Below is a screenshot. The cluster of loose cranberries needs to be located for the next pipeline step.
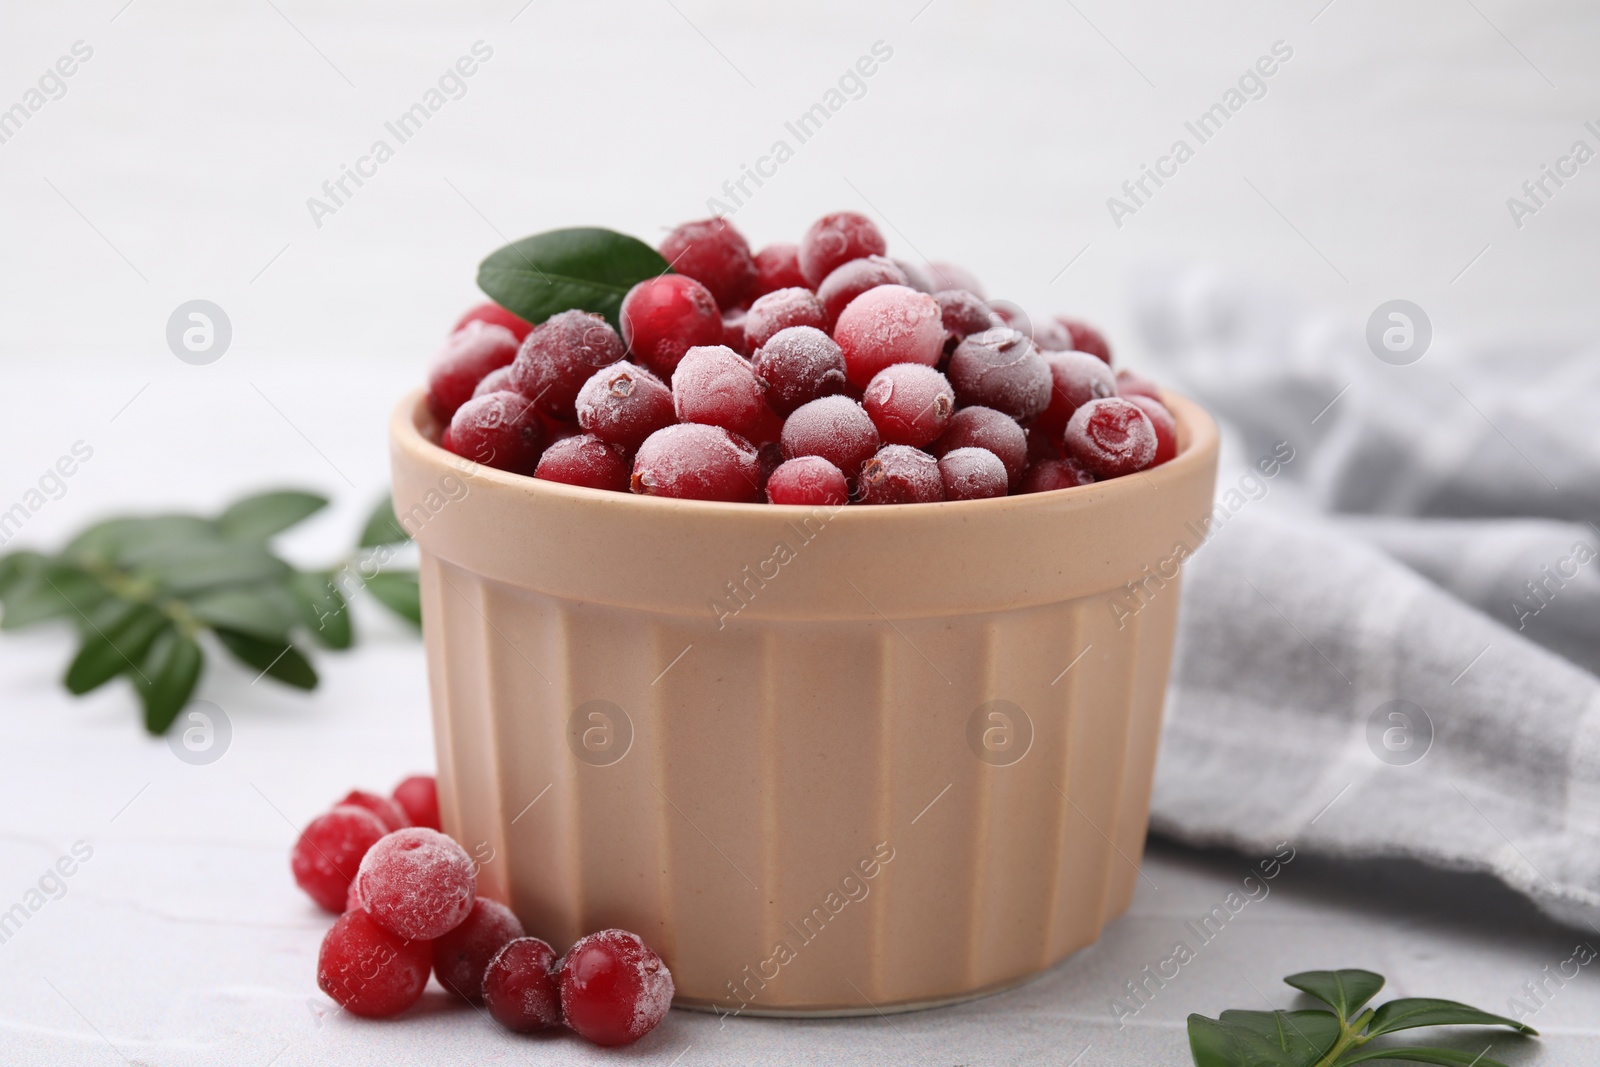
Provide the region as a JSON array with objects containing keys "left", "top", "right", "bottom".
[
  {"left": 429, "top": 211, "right": 1177, "bottom": 504},
  {"left": 291, "top": 775, "right": 673, "bottom": 1047}
]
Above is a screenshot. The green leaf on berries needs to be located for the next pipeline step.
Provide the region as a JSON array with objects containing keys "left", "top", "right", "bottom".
[
  {"left": 1284, "top": 970, "right": 1386, "bottom": 1020},
  {"left": 477, "top": 226, "right": 670, "bottom": 329},
  {"left": 358, "top": 494, "right": 410, "bottom": 548},
  {"left": 364, "top": 570, "right": 421, "bottom": 627},
  {"left": 135, "top": 626, "right": 203, "bottom": 734},
  {"left": 1365, "top": 999, "right": 1535, "bottom": 1039},
  {"left": 292, "top": 571, "right": 352, "bottom": 649},
  {"left": 214, "top": 629, "right": 318, "bottom": 689},
  {"left": 217, "top": 490, "right": 329, "bottom": 541}
]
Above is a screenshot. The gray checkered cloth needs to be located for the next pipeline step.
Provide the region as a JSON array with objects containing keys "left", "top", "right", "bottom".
[{"left": 1132, "top": 265, "right": 1600, "bottom": 930}]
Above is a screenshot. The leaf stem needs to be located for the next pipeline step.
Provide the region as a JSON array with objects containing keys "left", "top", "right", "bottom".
[{"left": 1311, "top": 1008, "right": 1373, "bottom": 1067}]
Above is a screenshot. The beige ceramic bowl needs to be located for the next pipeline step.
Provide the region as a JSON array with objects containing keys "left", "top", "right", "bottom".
[{"left": 389, "top": 387, "right": 1218, "bottom": 1016}]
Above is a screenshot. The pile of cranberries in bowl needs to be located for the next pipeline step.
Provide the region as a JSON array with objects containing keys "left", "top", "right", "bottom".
[{"left": 429, "top": 211, "right": 1177, "bottom": 505}]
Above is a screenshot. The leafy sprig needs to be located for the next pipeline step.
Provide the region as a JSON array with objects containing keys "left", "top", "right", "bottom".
[
  {"left": 1189, "top": 969, "right": 1536, "bottom": 1067},
  {"left": 0, "top": 490, "right": 420, "bottom": 734}
]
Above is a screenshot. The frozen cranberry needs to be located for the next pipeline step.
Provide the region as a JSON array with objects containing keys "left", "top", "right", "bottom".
[
  {"left": 509, "top": 309, "right": 627, "bottom": 419},
  {"left": 535, "top": 433, "right": 632, "bottom": 491},
  {"left": 926, "top": 261, "right": 985, "bottom": 298},
  {"left": 345, "top": 872, "right": 364, "bottom": 912},
  {"left": 938, "top": 447, "right": 1009, "bottom": 501},
  {"left": 816, "top": 255, "right": 908, "bottom": 329},
  {"left": 317, "top": 907, "right": 433, "bottom": 1018},
  {"left": 1021, "top": 456, "right": 1096, "bottom": 493},
  {"left": 292, "top": 805, "right": 388, "bottom": 913},
  {"left": 560, "top": 929, "right": 675, "bottom": 1047},
  {"left": 935, "top": 290, "right": 999, "bottom": 358},
  {"left": 1058, "top": 317, "right": 1112, "bottom": 364},
  {"left": 672, "top": 345, "right": 767, "bottom": 441},
  {"left": 427, "top": 322, "right": 522, "bottom": 423},
  {"left": 453, "top": 302, "right": 533, "bottom": 342},
  {"left": 355, "top": 827, "right": 477, "bottom": 941},
  {"left": 1064, "top": 397, "right": 1156, "bottom": 478},
  {"left": 833, "top": 285, "right": 944, "bottom": 388},
  {"left": 472, "top": 365, "right": 516, "bottom": 399},
  {"left": 799, "top": 211, "right": 887, "bottom": 287},
  {"left": 893, "top": 258, "right": 938, "bottom": 293},
  {"left": 392, "top": 775, "right": 440, "bottom": 833},
  {"left": 947, "top": 329, "right": 1052, "bottom": 421},
  {"left": 449, "top": 391, "right": 545, "bottom": 475},
  {"left": 858, "top": 445, "right": 945, "bottom": 505},
  {"left": 721, "top": 307, "right": 750, "bottom": 356},
  {"left": 862, "top": 363, "right": 955, "bottom": 447},
  {"left": 484, "top": 937, "right": 563, "bottom": 1033},
  {"left": 1116, "top": 368, "right": 1162, "bottom": 401},
  {"left": 576, "top": 362, "right": 676, "bottom": 450},
  {"left": 1028, "top": 316, "right": 1074, "bottom": 352},
  {"left": 934, "top": 406, "right": 1028, "bottom": 488},
  {"left": 751, "top": 326, "right": 846, "bottom": 415},
  {"left": 1127, "top": 394, "right": 1178, "bottom": 465},
  {"left": 620, "top": 274, "right": 723, "bottom": 376},
  {"left": 632, "top": 423, "right": 761, "bottom": 502},
  {"left": 744, "top": 287, "right": 827, "bottom": 352},
  {"left": 1037, "top": 350, "right": 1117, "bottom": 442},
  {"left": 780, "top": 396, "right": 880, "bottom": 480},
  {"left": 433, "top": 897, "right": 526, "bottom": 1001},
  {"left": 659, "top": 218, "right": 756, "bottom": 309},
  {"left": 336, "top": 790, "right": 410, "bottom": 833},
  {"left": 766, "top": 456, "right": 849, "bottom": 506},
  {"left": 752, "top": 242, "right": 807, "bottom": 296}
]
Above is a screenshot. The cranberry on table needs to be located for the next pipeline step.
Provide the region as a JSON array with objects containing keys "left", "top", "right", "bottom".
[
  {"left": 453, "top": 302, "right": 533, "bottom": 342},
  {"left": 816, "top": 255, "right": 907, "bottom": 329},
  {"left": 1127, "top": 394, "right": 1178, "bottom": 465},
  {"left": 934, "top": 290, "right": 999, "bottom": 358},
  {"left": 1059, "top": 317, "right": 1112, "bottom": 364},
  {"left": 1021, "top": 456, "right": 1097, "bottom": 493},
  {"left": 862, "top": 363, "right": 955, "bottom": 447},
  {"left": 355, "top": 827, "right": 478, "bottom": 941},
  {"left": 632, "top": 424, "right": 762, "bottom": 502},
  {"left": 658, "top": 217, "right": 756, "bottom": 309},
  {"left": 798, "top": 211, "right": 887, "bottom": 287},
  {"left": 1115, "top": 367, "right": 1162, "bottom": 401},
  {"left": 448, "top": 391, "right": 545, "bottom": 475},
  {"left": 859, "top": 445, "right": 945, "bottom": 505},
  {"left": 721, "top": 307, "right": 750, "bottom": 356},
  {"left": 576, "top": 362, "right": 676, "bottom": 450},
  {"left": 317, "top": 907, "right": 434, "bottom": 1018},
  {"left": 743, "top": 287, "right": 828, "bottom": 352},
  {"left": 619, "top": 274, "right": 723, "bottom": 376},
  {"left": 751, "top": 326, "right": 847, "bottom": 415},
  {"left": 509, "top": 309, "right": 627, "bottom": 419},
  {"left": 1037, "top": 350, "right": 1117, "bottom": 441},
  {"left": 926, "top": 260, "right": 985, "bottom": 298},
  {"left": 752, "top": 242, "right": 807, "bottom": 296},
  {"left": 433, "top": 897, "right": 526, "bottom": 1001},
  {"left": 832, "top": 284, "right": 945, "bottom": 388},
  {"left": 292, "top": 805, "right": 388, "bottom": 913},
  {"left": 766, "top": 456, "right": 849, "bottom": 506},
  {"left": 560, "top": 929, "right": 675, "bottom": 1047},
  {"left": 934, "top": 405, "right": 1028, "bottom": 488},
  {"left": 946, "top": 329, "right": 1052, "bottom": 422},
  {"left": 673, "top": 345, "right": 769, "bottom": 442},
  {"left": 938, "top": 447, "right": 1009, "bottom": 501},
  {"left": 336, "top": 790, "right": 410, "bottom": 833},
  {"left": 483, "top": 937, "right": 564, "bottom": 1033},
  {"left": 426, "top": 321, "right": 522, "bottom": 423},
  {"left": 779, "top": 395, "right": 881, "bottom": 480},
  {"left": 1063, "top": 397, "right": 1157, "bottom": 478},
  {"left": 535, "top": 434, "right": 632, "bottom": 491}
]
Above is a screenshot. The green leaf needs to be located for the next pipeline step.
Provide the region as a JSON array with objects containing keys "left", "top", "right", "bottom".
[
  {"left": 0, "top": 550, "right": 47, "bottom": 596},
  {"left": 64, "top": 602, "right": 169, "bottom": 695},
  {"left": 1218, "top": 1010, "right": 1341, "bottom": 1063},
  {"left": 63, "top": 515, "right": 217, "bottom": 566},
  {"left": 291, "top": 571, "right": 352, "bottom": 650},
  {"left": 1285, "top": 970, "right": 1386, "bottom": 1020},
  {"left": 134, "top": 626, "right": 203, "bottom": 734},
  {"left": 214, "top": 629, "right": 318, "bottom": 689},
  {"left": 131, "top": 540, "right": 290, "bottom": 596},
  {"left": 1331, "top": 1047, "right": 1512, "bottom": 1066},
  {"left": 1365, "top": 999, "right": 1535, "bottom": 1039},
  {"left": 477, "top": 227, "right": 671, "bottom": 329},
  {"left": 216, "top": 490, "right": 328, "bottom": 541},
  {"left": 363, "top": 570, "right": 420, "bottom": 627},
  {"left": 0, "top": 564, "right": 105, "bottom": 629},
  {"left": 1189, "top": 1014, "right": 1306, "bottom": 1067},
  {"left": 358, "top": 494, "right": 410, "bottom": 548},
  {"left": 186, "top": 584, "right": 298, "bottom": 641}
]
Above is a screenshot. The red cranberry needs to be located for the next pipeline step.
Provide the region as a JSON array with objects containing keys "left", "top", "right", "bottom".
[
  {"left": 658, "top": 217, "right": 756, "bottom": 309},
  {"left": 766, "top": 456, "right": 848, "bottom": 505},
  {"left": 1028, "top": 316, "right": 1074, "bottom": 352},
  {"left": 336, "top": 790, "right": 410, "bottom": 833},
  {"left": 620, "top": 274, "right": 723, "bottom": 376},
  {"left": 433, "top": 897, "right": 525, "bottom": 1001},
  {"left": 752, "top": 242, "right": 807, "bottom": 296},
  {"left": 453, "top": 302, "right": 533, "bottom": 342},
  {"left": 576, "top": 362, "right": 676, "bottom": 450},
  {"left": 673, "top": 345, "right": 768, "bottom": 442},
  {"left": 1021, "top": 456, "right": 1096, "bottom": 493},
  {"left": 893, "top": 258, "right": 938, "bottom": 293},
  {"left": 858, "top": 445, "right": 945, "bottom": 505},
  {"left": 934, "top": 290, "right": 999, "bottom": 358},
  {"left": 1127, "top": 394, "right": 1178, "bottom": 465},
  {"left": 509, "top": 309, "right": 627, "bottom": 419},
  {"left": 1116, "top": 368, "right": 1163, "bottom": 401},
  {"left": 448, "top": 391, "right": 545, "bottom": 475},
  {"left": 862, "top": 363, "right": 955, "bottom": 447},
  {"left": 392, "top": 775, "right": 440, "bottom": 833},
  {"left": 1038, "top": 350, "right": 1117, "bottom": 442},
  {"left": 292, "top": 805, "right": 388, "bottom": 913},
  {"left": 472, "top": 365, "right": 516, "bottom": 399},
  {"left": 934, "top": 406, "right": 1028, "bottom": 488},
  {"left": 938, "top": 447, "right": 1009, "bottom": 500},
  {"left": 799, "top": 211, "right": 887, "bottom": 287},
  {"left": 355, "top": 827, "right": 477, "bottom": 941},
  {"left": 816, "top": 255, "right": 907, "bottom": 329},
  {"left": 317, "top": 907, "right": 433, "bottom": 1018},
  {"left": 1058, "top": 317, "right": 1112, "bottom": 364},
  {"left": 535, "top": 434, "right": 632, "bottom": 491},
  {"left": 832, "top": 285, "right": 944, "bottom": 388},
  {"left": 751, "top": 326, "right": 846, "bottom": 415},
  {"left": 926, "top": 261, "right": 985, "bottom": 298},
  {"left": 721, "top": 307, "right": 750, "bottom": 356},
  {"left": 559, "top": 929, "right": 675, "bottom": 1047},
  {"left": 780, "top": 396, "right": 880, "bottom": 480},
  {"left": 483, "top": 937, "right": 563, "bottom": 1032},
  {"left": 946, "top": 329, "right": 1052, "bottom": 422},
  {"left": 744, "top": 287, "right": 827, "bottom": 352},
  {"left": 427, "top": 322, "right": 522, "bottom": 423},
  {"left": 1064, "top": 397, "right": 1156, "bottom": 478},
  {"left": 632, "top": 424, "right": 761, "bottom": 502}
]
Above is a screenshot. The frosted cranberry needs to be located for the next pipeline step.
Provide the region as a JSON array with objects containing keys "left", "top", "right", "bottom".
[
  {"left": 427, "top": 322, "right": 522, "bottom": 422},
  {"left": 292, "top": 805, "right": 388, "bottom": 913},
  {"left": 484, "top": 937, "right": 563, "bottom": 1033},
  {"left": 859, "top": 445, "right": 945, "bottom": 505},
  {"left": 753, "top": 242, "right": 807, "bottom": 297},
  {"left": 471, "top": 365, "right": 516, "bottom": 399},
  {"left": 751, "top": 326, "right": 846, "bottom": 415},
  {"left": 345, "top": 873, "right": 365, "bottom": 912},
  {"left": 1021, "top": 456, "right": 1096, "bottom": 493},
  {"left": 1064, "top": 397, "right": 1156, "bottom": 478},
  {"left": 780, "top": 396, "right": 880, "bottom": 479},
  {"left": 766, "top": 456, "right": 848, "bottom": 506},
  {"left": 935, "top": 290, "right": 999, "bottom": 358},
  {"left": 721, "top": 307, "right": 750, "bottom": 356},
  {"left": 337, "top": 790, "right": 410, "bottom": 833},
  {"left": 535, "top": 433, "right": 631, "bottom": 491},
  {"left": 317, "top": 907, "right": 433, "bottom": 1018},
  {"left": 893, "top": 258, "right": 938, "bottom": 293},
  {"left": 620, "top": 274, "right": 723, "bottom": 376},
  {"left": 1038, "top": 350, "right": 1117, "bottom": 441},
  {"left": 449, "top": 391, "right": 545, "bottom": 474},
  {"left": 659, "top": 217, "right": 756, "bottom": 309},
  {"left": 560, "top": 929, "right": 675, "bottom": 1047},
  {"left": 433, "top": 897, "right": 525, "bottom": 1001},
  {"left": 1116, "top": 368, "right": 1162, "bottom": 401},
  {"left": 632, "top": 424, "right": 761, "bottom": 502},
  {"left": 1059, "top": 317, "right": 1112, "bottom": 364},
  {"left": 947, "top": 329, "right": 1052, "bottom": 422},
  {"left": 1127, "top": 394, "right": 1178, "bottom": 465},
  {"left": 576, "top": 362, "right": 676, "bottom": 450},
  {"left": 391, "top": 775, "right": 439, "bottom": 832},
  {"left": 355, "top": 827, "right": 477, "bottom": 941},
  {"left": 744, "top": 287, "right": 827, "bottom": 352},
  {"left": 863, "top": 363, "right": 955, "bottom": 447},
  {"left": 453, "top": 302, "right": 533, "bottom": 342},
  {"left": 509, "top": 309, "right": 627, "bottom": 419},
  {"left": 672, "top": 345, "right": 767, "bottom": 441},
  {"left": 934, "top": 406, "right": 1028, "bottom": 488},
  {"left": 927, "top": 261, "right": 985, "bottom": 298},
  {"left": 799, "top": 211, "right": 887, "bottom": 288},
  {"left": 833, "top": 285, "right": 944, "bottom": 388},
  {"left": 939, "top": 447, "right": 1009, "bottom": 501},
  {"left": 817, "top": 255, "right": 907, "bottom": 329},
  {"left": 1029, "top": 316, "right": 1073, "bottom": 352}
]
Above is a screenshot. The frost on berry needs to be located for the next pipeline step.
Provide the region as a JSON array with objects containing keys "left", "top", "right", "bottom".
[
  {"left": 355, "top": 827, "right": 478, "bottom": 941},
  {"left": 1021, "top": 456, "right": 1097, "bottom": 493},
  {"left": 672, "top": 345, "right": 769, "bottom": 442},
  {"left": 751, "top": 326, "right": 846, "bottom": 415},
  {"left": 832, "top": 285, "right": 944, "bottom": 389},
  {"left": 559, "top": 928, "right": 675, "bottom": 1047},
  {"left": 317, "top": 907, "right": 433, "bottom": 1018},
  {"left": 934, "top": 290, "right": 999, "bottom": 359},
  {"left": 508, "top": 309, "right": 626, "bottom": 419},
  {"left": 576, "top": 361, "right": 676, "bottom": 450},
  {"left": 938, "top": 447, "right": 1009, "bottom": 501},
  {"left": 292, "top": 805, "right": 388, "bottom": 913},
  {"left": 658, "top": 217, "right": 757, "bottom": 309},
  {"left": 453, "top": 302, "right": 533, "bottom": 342},
  {"left": 535, "top": 433, "right": 632, "bottom": 491},
  {"left": 766, "top": 456, "right": 849, "bottom": 506},
  {"left": 433, "top": 897, "right": 526, "bottom": 1001},
  {"left": 946, "top": 328, "right": 1051, "bottom": 422},
  {"left": 1063, "top": 397, "right": 1156, "bottom": 478},
  {"left": 631, "top": 423, "right": 762, "bottom": 502},
  {"left": 448, "top": 390, "right": 546, "bottom": 475},
  {"left": 858, "top": 445, "right": 945, "bottom": 505},
  {"left": 862, "top": 363, "right": 955, "bottom": 447},
  {"left": 752, "top": 242, "right": 807, "bottom": 297},
  {"left": 816, "top": 255, "right": 907, "bottom": 329},
  {"left": 798, "top": 211, "right": 886, "bottom": 288},
  {"left": 336, "top": 790, "right": 410, "bottom": 833},
  {"left": 779, "top": 395, "right": 880, "bottom": 481},
  {"left": 1127, "top": 394, "right": 1178, "bottom": 465},
  {"left": 934, "top": 405, "right": 1028, "bottom": 489},
  {"left": 1116, "top": 368, "right": 1162, "bottom": 401},
  {"left": 1037, "top": 350, "right": 1117, "bottom": 442},
  {"left": 1059, "top": 317, "right": 1112, "bottom": 364},
  {"left": 926, "top": 261, "right": 985, "bottom": 298},
  {"left": 427, "top": 321, "right": 522, "bottom": 423},
  {"left": 744, "top": 287, "right": 827, "bottom": 352},
  {"left": 484, "top": 937, "right": 563, "bottom": 1032},
  {"left": 721, "top": 307, "right": 750, "bottom": 356}
]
